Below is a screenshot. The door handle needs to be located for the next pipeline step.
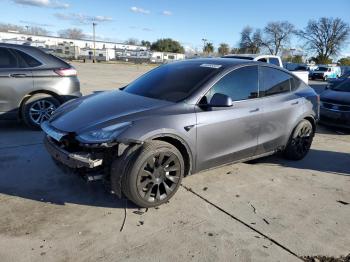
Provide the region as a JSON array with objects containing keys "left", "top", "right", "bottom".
[
  {"left": 9, "top": 73, "right": 27, "bottom": 78},
  {"left": 291, "top": 101, "right": 299, "bottom": 105},
  {"left": 249, "top": 108, "right": 260, "bottom": 113}
]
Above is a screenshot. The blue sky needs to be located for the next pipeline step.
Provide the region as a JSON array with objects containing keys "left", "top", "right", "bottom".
[{"left": 0, "top": 0, "right": 350, "bottom": 56}]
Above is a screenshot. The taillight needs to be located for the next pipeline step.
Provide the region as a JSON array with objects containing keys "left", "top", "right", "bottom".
[{"left": 54, "top": 68, "right": 77, "bottom": 77}]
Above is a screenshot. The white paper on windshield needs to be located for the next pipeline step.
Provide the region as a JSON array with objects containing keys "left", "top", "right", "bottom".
[{"left": 200, "top": 64, "right": 222, "bottom": 69}]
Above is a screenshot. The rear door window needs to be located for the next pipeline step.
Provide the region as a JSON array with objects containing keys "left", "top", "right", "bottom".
[
  {"left": 259, "top": 66, "right": 292, "bottom": 97},
  {"left": 0, "top": 47, "right": 18, "bottom": 68}
]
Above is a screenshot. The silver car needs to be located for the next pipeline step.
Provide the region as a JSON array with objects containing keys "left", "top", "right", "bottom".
[
  {"left": 0, "top": 43, "right": 81, "bottom": 128},
  {"left": 42, "top": 58, "right": 319, "bottom": 207}
]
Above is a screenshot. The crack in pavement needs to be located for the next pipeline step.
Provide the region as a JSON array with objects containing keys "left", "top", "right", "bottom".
[{"left": 181, "top": 184, "right": 303, "bottom": 261}]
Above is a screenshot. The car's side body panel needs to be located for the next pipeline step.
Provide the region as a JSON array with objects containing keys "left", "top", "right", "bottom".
[
  {"left": 0, "top": 67, "right": 33, "bottom": 118},
  {"left": 195, "top": 99, "right": 262, "bottom": 172}
]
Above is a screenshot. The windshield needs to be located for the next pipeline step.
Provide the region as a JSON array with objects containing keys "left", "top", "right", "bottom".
[
  {"left": 317, "top": 67, "right": 328, "bottom": 71},
  {"left": 331, "top": 80, "right": 350, "bottom": 92},
  {"left": 124, "top": 62, "right": 222, "bottom": 102}
]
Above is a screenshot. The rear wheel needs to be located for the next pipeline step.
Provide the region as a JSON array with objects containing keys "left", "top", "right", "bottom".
[
  {"left": 283, "top": 120, "right": 314, "bottom": 160},
  {"left": 120, "top": 141, "right": 184, "bottom": 208},
  {"left": 22, "top": 94, "right": 60, "bottom": 129}
]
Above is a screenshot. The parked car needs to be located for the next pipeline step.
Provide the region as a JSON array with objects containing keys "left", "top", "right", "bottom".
[
  {"left": 327, "top": 71, "right": 350, "bottom": 88},
  {"left": 310, "top": 66, "right": 341, "bottom": 81},
  {"left": 0, "top": 43, "right": 81, "bottom": 128},
  {"left": 41, "top": 58, "right": 319, "bottom": 207},
  {"left": 223, "top": 54, "right": 309, "bottom": 84},
  {"left": 320, "top": 77, "right": 350, "bottom": 128}
]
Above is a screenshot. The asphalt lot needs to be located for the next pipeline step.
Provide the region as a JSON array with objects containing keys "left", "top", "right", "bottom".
[{"left": 0, "top": 62, "right": 349, "bottom": 262}]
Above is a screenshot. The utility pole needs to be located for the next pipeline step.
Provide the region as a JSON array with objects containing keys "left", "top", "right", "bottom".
[{"left": 93, "top": 22, "right": 97, "bottom": 63}]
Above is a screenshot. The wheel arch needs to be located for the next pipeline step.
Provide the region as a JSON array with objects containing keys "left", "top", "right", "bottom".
[
  {"left": 303, "top": 115, "right": 316, "bottom": 132},
  {"left": 18, "top": 90, "right": 62, "bottom": 119},
  {"left": 148, "top": 134, "right": 194, "bottom": 177},
  {"left": 284, "top": 114, "right": 316, "bottom": 148}
]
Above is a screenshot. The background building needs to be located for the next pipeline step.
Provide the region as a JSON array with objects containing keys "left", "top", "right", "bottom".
[
  {"left": 0, "top": 31, "right": 186, "bottom": 64},
  {"left": 0, "top": 31, "right": 146, "bottom": 51}
]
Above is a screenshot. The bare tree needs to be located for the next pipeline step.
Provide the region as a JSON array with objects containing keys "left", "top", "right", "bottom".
[
  {"left": 298, "top": 17, "right": 350, "bottom": 64},
  {"left": 124, "top": 38, "right": 140, "bottom": 45},
  {"left": 58, "top": 28, "right": 86, "bottom": 39},
  {"left": 0, "top": 23, "right": 25, "bottom": 33},
  {"left": 28, "top": 26, "right": 49, "bottom": 36},
  {"left": 218, "top": 43, "right": 230, "bottom": 56},
  {"left": 0, "top": 23, "right": 49, "bottom": 35},
  {"left": 239, "top": 26, "right": 263, "bottom": 54},
  {"left": 262, "top": 21, "right": 295, "bottom": 55}
]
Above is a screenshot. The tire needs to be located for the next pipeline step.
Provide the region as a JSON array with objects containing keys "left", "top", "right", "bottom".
[
  {"left": 283, "top": 120, "right": 314, "bottom": 160},
  {"left": 117, "top": 141, "right": 184, "bottom": 208},
  {"left": 22, "top": 94, "right": 60, "bottom": 129}
]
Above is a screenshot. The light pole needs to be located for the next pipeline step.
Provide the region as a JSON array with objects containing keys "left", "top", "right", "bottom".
[
  {"left": 202, "top": 38, "right": 207, "bottom": 55},
  {"left": 93, "top": 22, "right": 97, "bottom": 63}
]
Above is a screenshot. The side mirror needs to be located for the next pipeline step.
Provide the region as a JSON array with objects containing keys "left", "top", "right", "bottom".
[{"left": 208, "top": 93, "right": 233, "bottom": 107}]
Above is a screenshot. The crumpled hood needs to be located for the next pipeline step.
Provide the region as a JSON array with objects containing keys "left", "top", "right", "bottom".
[
  {"left": 320, "top": 89, "right": 350, "bottom": 105},
  {"left": 49, "top": 90, "right": 172, "bottom": 133}
]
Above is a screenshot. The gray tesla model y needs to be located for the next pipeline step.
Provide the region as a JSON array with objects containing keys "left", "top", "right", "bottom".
[{"left": 42, "top": 58, "right": 319, "bottom": 207}]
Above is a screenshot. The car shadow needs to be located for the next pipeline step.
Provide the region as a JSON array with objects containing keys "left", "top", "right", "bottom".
[
  {"left": 316, "top": 124, "right": 350, "bottom": 135},
  {"left": 251, "top": 149, "right": 350, "bottom": 176},
  {"left": 0, "top": 121, "right": 137, "bottom": 209}
]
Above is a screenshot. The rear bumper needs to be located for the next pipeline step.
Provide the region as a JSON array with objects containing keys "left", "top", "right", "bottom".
[{"left": 44, "top": 136, "right": 103, "bottom": 169}]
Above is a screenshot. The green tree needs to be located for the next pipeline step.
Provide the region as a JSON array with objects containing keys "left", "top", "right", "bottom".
[
  {"left": 289, "top": 55, "right": 303, "bottom": 63},
  {"left": 299, "top": 17, "right": 350, "bottom": 62},
  {"left": 151, "top": 38, "right": 185, "bottom": 53},
  {"left": 218, "top": 43, "right": 230, "bottom": 56},
  {"left": 203, "top": 42, "right": 214, "bottom": 54},
  {"left": 338, "top": 57, "right": 350, "bottom": 66},
  {"left": 141, "top": 40, "right": 151, "bottom": 48}
]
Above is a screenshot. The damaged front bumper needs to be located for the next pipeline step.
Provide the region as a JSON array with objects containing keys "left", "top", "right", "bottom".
[{"left": 44, "top": 136, "right": 104, "bottom": 169}]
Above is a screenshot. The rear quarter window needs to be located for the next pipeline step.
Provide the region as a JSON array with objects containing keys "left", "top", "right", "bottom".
[{"left": 15, "top": 50, "right": 42, "bottom": 68}]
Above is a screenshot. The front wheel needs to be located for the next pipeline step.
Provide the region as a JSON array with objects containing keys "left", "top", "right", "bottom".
[
  {"left": 283, "top": 120, "right": 314, "bottom": 160},
  {"left": 120, "top": 141, "right": 184, "bottom": 208}
]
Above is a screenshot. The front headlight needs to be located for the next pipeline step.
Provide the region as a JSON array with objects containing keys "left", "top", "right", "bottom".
[{"left": 76, "top": 122, "right": 132, "bottom": 143}]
